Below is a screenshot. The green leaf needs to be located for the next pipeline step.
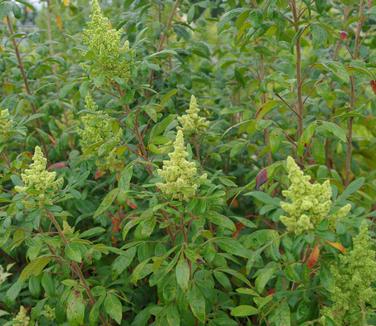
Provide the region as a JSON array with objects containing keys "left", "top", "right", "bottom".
[
  {"left": 236, "top": 288, "right": 259, "bottom": 297},
  {"left": 336, "top": 177, "right": 365, "bottom": 202},
  {"left": 122, "top": 219, "right": 141, "bottom": 240},
  {"left": 131, "top": 305, "right": 162, "bottom": 326},
  {"left": 94, "top": 188, "right": 119, "bottom": 218},
  {"left": 10, "top": 228, "right": 25, "bottom": 250},
  {"left": 19, "top": 256, "right": 52, "bottom": 282},
  {"left": 119, "top": 165, "right": 133, "bottom": 191},
  {"left": 270, "top": 301, "right": 291, "bottom": 325},
  {"left": 311, "top": 23, "right": 327, "bottom": 46},
  {"left": 256, "top": 100, "right": 279, "bottom": 120},
  {"left": 236, "top": 287, "right": 259, "bottom": 296},
  {"left": 254, "top": 295, "right": 273, "bottom": 309},
  {"left": 326, "top": 62, "right": 349, "bottom": 83},
  {"left": 218, "top": 8, "right": 246, "bottom": 32},
  {"left": 140, "top": 216, "right": 156, "bottom": 238},
  {"left": 188, "top": 285, "right": 206, "bottom": 322},
  {"left": 207, "top": 212, "right": 236, "bottom": 232},
  {"left": 104, "top": 293, "right": 122, "bottom": 325},
  {"left": 112, "top": 247, "right": 137, "bottom": 275},
  {"left": 297, "top": 121, "right": 317, "bottom": 156},
  {"left": 176, "top": 256, "right": 190, "bottom": 291},
  {"left": 66, "top": 290, "right": 85, "bottom": 326},
  {"left": 319, "top": 121, "right": 347, "bottom": 142},
  {"left": 216, "top": 238, "right": 251, "bottom": 258},
  {"left": 131, "top": 259, "right": 153, "bottom": 284},
  {"left": 160, "top": 89, "right": 177, "bottom": 108},
  {"left": 6, "top": 279, "right": 23, "bottom": 301},
  {"left": 41, "top": 272, "right": 55, "bottom": 297},
  {"left": 149, "top": 114, "right": 176, "bottom": 141},
  {"left": 89, "top": 295, "right": 105, "bottom": 326},
  {"left": 0, "top": 1, "right": 14, "bottom": 20},
  {"left": 147, "top": 49, "right": 177, "bottom": 59},
  {"left": 143, "top": 105, "right": 158, "bottom": 122},
  {"left": 213, "top": 271, "right": 231, "bottom": 290},
  {"left": 80, "top": 227, "right": 106, "bottom": 239},
  {"left": 187, "top": 5, "right": 196, "bottom": 23},
  {"left": 65, "top": 243, "right": 82, "bottom": 263},
  {"left": 166, "top": 304, "right": 180, "bottom": 326},
  {"left": 28, "top": 276, "right": 41, "bottom": 297},
  {"left": 0, "top": 310, "right": 9, "bottom": 317},
  {"left": 230, "top": 215, "right": 256, "bottom": 229},
  {"left": 255, "top": 267, "right": 276, "bottom": 294},
  {"left": 231, "top": 305, "right": 258, "bottom": 317},
  {"left": 217, "top": 268, "right": 251, "bottom": 287},
  {"left": 244, "top": 191, "right": 280, "bottom": 206},
  {"left": 59, "top": 82, "right": 77, "bottom": 98}
]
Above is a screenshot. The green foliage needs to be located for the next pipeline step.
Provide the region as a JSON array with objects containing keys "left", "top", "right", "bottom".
[
  {"left": 0, "top": 0, "right": 375, "bottom": 325},
  {"left": 322, "top": 223, "right": 376, "bottom": 325}
]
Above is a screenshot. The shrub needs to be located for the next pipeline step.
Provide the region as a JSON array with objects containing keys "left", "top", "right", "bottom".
[{"left": 0, "top": 0, "right": 375, "bottom": 325}]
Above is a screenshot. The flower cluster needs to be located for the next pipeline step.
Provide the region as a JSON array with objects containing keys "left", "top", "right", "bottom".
[
  {"left": 82, "top": 0, "right": 134, "bottom": 84},
  {"left": 41, "top": 304, "right": 55, "bottom": 320},
  {"left": 178, "top": 95, "right": 209, "bottom": 136},
  {"left": 0, "top": 109, "right": 13, "bottom": 143},
  {"left": 0, "top": 264, "right": 12, "bottom": 285},
  {"left": 78, "top": 95, "right": 123, "bottom": 172},
  {"left": 15, "top": 146, "right": 63, "bottom": 205},
  {"left": 157, "top": 130, "right": 206, "bottom": 201},
  {"left": 12, "top": 306, "right": 30, "bottom": 326},
  {"left": 280, "top": 157, "right": 351, "bottom": 235},
  {"left": 322, "top": 223, "right": 376, "bottom": 325}
]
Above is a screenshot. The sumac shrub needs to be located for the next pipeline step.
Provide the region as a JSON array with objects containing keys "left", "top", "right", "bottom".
[{"left": 1, "top": 0, "right": 376, "bottom": 325}]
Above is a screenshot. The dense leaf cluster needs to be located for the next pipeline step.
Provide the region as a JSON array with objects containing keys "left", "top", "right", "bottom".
[{"left": 1, "top": 0, "right": 376, "bottom": 325}]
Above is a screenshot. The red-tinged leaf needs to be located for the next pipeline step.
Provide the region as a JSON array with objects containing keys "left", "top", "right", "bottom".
[
  {"left": 48, "top": 134, "right": 57, "bottom": 145},
  {"left": 95, "top": 170, "right": 105, "bottom": 180},
  {"left": 126, "top": 199, "right": 137, "bottom": 209},
  {"left": 232, "top": 222, "right": 245, "bottom": 239},
  {"left": 306, "top": 245, "right": 320, "bottom": 269},
  {"left": 56, "top": 15, "right": 63, "bottom": 31},
  {"left": 256, "top": 168, "right": 268, "bottom": 190},
  {"left": 48, "top": 161, "right": 67, "bottom": 170},
  {"left": 370, "top": 80, "right": 376, "bottom": 95},
  {"left": 231, "top": 198, "right": 239, "bottom": 208},
  {"left": 339, "top": 31, "right": 347, "bottom": 40},
  {"left": 112, "top": 216, "right": 121, "bottom": 233},
  {"left": 226, "top": 196, "right": 239, "bottom": 208},
  {"left": 326, "top": 241, "right": 346, "bottom": 254},
  {"left": 267, "top": 288, "right": 275, "bottom": 296}
]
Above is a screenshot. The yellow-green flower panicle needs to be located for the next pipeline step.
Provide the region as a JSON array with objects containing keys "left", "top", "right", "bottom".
[
  {"left": 280, "top": 157, "right": 351, "bottom": 235},
  {"left": 0, "top": 264, "right": 12, "bottom": 285},
  {"left": 0, "top": 108, "right": 13, "bottom": 144},
  {"left": 322, "top": 223, "right": 376, "bottom": 325},
  {"left": 12, "top": 306, "right": 30, "bottom": 326},
  {"left": 15, "top": 146, "right": 63, "bottom": 205},
  {"left": 78, "top": 95, "right": 123, "bottom": 172},
  {"left": 82, "top": 0, "right": 134, "bottom": 84},
  {"left": 178, "top": 95, "right": 209, "bottom": 136},
  {"left": 157, "top": 130, "right": 207, "bottom": 201},
  {"left": 41, "top": 304, "right": 55, "bottom": 320}
]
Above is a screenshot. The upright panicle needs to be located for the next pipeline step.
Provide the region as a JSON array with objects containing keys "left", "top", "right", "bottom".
[
  {"left": 178, "top": 95, "right": 209, "bottom": 136},
  {"left": 156, "top": 130, "right": 206, "bottom": 201},
  {"left": 280, "top": 156, "right": 351, "bottom": 234}
]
